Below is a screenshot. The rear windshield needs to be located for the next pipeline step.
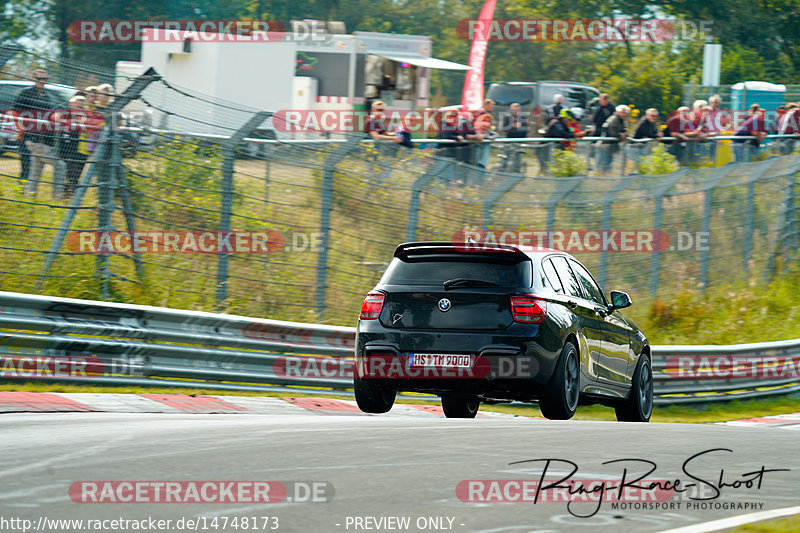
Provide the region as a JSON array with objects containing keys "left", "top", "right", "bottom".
[
  {"left": 486, "top": 84, "right": 534, "bottom": 106},
  {"left": 380, "top": 257, "right": 531, "bottom": 287}
]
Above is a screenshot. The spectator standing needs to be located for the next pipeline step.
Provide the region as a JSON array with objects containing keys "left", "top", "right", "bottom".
[
  {"left": 588, "top": 93, "right": 615, "bottom": 166},
  {"left": 733, "top": 107, "right": 767, "bottom": 162},
  {"left": 13, "top": 69, "right": 63, "bottom": 197},
  {"left": 545, "top": 108, "right": 583, "bottom": 149},
  {"left": 437, "top": 110, "right": 482, "bottom": 164},
  {"left": 630, "top": 108, "right": 663, "bottom": 166},
  {"left": 58, "top": 95, "right": 91, "bottom": 198},
  {"left": 500, "top": 102, "right": 529, "bottom": 172},
  {"left": 543, "top": 94, "right": 564, "bottom": 124},
  {"left": 596, "top": 105, "right": 629, "bottom": 173},
  {"left": 473, "top": 98, "right": 496, "bottom": 168},
  {"left": 366, "top": 101, "right": 395, "bottom": 141},
  {"left": 707, "top": 94, "right": 730, "bottom": 133},
  {"left": 501, "top": 103, "right": 529, "bottom": 138},
  {"left": 664, "top": 107, "right": 691, "bottom": 162},
  {"left": 562, "top": 107, "right": 585, "bottom": 151},
  {"left": 778, "top": 103, "right": 800, "bottom": 153}
]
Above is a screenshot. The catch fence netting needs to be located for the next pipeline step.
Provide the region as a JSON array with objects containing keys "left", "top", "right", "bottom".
[{"left": 1, "top": 46, "right": 798, "bottom": 325}]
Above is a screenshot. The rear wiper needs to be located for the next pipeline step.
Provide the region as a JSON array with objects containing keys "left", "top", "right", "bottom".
[{"left": 443, "top": 278, "right": 501, "bottom": 290}]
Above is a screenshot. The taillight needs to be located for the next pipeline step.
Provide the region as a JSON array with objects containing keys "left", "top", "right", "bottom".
[
  {"left": 510, "top": 294, "right": 546, "bottom": 323},
  {"left": 359, "top": 291, "right": 385, "bottom": 320}
]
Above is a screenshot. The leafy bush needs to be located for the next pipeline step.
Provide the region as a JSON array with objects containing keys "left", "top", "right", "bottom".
[
  {"left": 550, "top": 149, "right": 588, "bottom": 177},
  {"left": 638, "top": 143, "right": 680, "bottom": 175}
]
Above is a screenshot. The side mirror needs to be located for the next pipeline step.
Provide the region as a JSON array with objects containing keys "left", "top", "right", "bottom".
[{"left": 609, "top": 290, "right": 632, "bottom": 310}]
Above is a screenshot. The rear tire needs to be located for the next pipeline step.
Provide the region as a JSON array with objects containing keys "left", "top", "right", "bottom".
[
  {"left": 354, "top": 376, "right": 395, "bottom": 414},
  {"left": 441, "top": 395, "right": 480, "bottom": 418},
  {"left": 615, "top": 355, "right": 653, "bottom": 422},
  {"left": 538, "top": 341, "right": 580, "bottom": 420}
]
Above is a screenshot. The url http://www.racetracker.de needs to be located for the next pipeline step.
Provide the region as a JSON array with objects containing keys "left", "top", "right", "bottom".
[{"left": 0, "top": 515, "right": 281, "bottom": 532}]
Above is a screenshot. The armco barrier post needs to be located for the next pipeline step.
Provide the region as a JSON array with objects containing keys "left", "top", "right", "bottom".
[
  {"left": 216, "top": 111, "right": 271, "bottom": 305},
  {"left": 314, "top": 135, "right": 363, "bottom": 318}
]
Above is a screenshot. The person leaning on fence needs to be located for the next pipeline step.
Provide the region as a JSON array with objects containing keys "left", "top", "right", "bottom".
[
  {"left": 499, "top": 103, "right": 529, "bottom": 172},
  {"left": 82, "top": 85, "right": 108, "bottom": 154},
  {"left": 778, "top": 103, "right": 800, "bottom": 154},
  {"left": 663, "top": 107, "right": 690, "bottom": 162},
  {"left": 596, "top": 105, "right": 629, "bottom": 174},
  {"left": 733, "top": 106, "right": 768, "bottom": 162},
  {"left": 545, "top": 108, "right": 583, "bottom": 149},
  {"left": 473, "top": 98, "right": 497, "bottom": 168},
  {"left": 689, "top": 100, "right": 717, "bottom": 163},
  {"left": 366, "top": 100, "right": 395, "bottom": 141},
  {"left": 12, "top": 69, "right": 65, "bottom": 197},
  {"left": 57, "top": 95, "right": 91, "bottom": 199},
  {"left": 562, "top": 107, "right": 585, "bottom": 151},
  {"left": 629, "top": 108, "right": 663, "bottom": 166},
  {"left": 542, "top": 94, "right": 564, "bottom": 124},
  {"left": 436, "top": 109, "right": 482, "bottom": 164}
]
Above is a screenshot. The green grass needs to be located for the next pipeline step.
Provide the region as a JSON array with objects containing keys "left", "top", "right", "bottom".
[
  {"left": 728, "top": 515, "right": 800, "bottom": 532},
  {"left": 2, "top": 382, "right": 797, "bottom": 424},
  {"left": 481, "top": 394, "right": 800, "bottom": 424}
]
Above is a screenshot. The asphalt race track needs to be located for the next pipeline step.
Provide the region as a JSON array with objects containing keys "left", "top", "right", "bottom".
[{"left": 1, "top": 400, "right": 798, "bottom": 533}]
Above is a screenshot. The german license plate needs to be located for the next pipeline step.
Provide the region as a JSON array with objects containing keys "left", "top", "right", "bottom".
[{"left": 408, "top": 353, "right": 474, "bottom": 368}]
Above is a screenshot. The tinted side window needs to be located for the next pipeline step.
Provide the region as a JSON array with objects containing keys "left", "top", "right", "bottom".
[
  {"left": 569, "top": 259, "right": 605, "bottom": 304},
  {"left": 541, "top": 258, "right": 564, "bottom": 294},
  {"left": 563, "top": 87, "right": 587, "bottom": 108},
  {"left": 550, "top": 256, "right": 582, "bottom": 298},
  {"left": 487, "top": 84, "right": 534, "bottom": 106}
]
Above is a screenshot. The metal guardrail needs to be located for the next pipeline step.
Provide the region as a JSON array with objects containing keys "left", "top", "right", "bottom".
[{"left": 1, "top": 291, "right": 798, "bottom": 405}]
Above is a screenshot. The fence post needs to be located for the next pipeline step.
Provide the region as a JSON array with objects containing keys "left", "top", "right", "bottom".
[
  {"left": 743, "top": 179, "right": 756, "bottom": 275},
  {"left": 406, "top": 158, "right": 452, "bottom": 241},
  {"left": 698, "top": 167, "right": 733, "bottom": 290},
  {"left": 34, "top": 69, "right": 160, "bottom": 291},
  {"left": 648, "top": 170, "right": 687, "bottom": 298},
  {"left": 545, "top": 175, "right": 584, "bottom": 232},
  {"left": 597, "top": 174, "right": 637, "bottom": 291},
  {"left": 314, "top": 135, "right": 363, "bottom": 318},
  {"left": 215, "top": 111, "right": 271, "bottom": 306},
  {"left": 482, "top": 171, "right": 526, "bottom": 226},
  {"left": 95, "top": 118, "right": 117, "bottom": 299}
]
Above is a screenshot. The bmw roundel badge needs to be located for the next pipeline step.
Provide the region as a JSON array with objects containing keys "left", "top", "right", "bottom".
[{"left": 438, "top": 298, "right": 452, "bottom": 312}]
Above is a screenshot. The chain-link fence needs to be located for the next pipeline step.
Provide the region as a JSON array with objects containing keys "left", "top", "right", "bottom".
[{"left": 1, "top": 46, "right": 798, "bottom": 326}]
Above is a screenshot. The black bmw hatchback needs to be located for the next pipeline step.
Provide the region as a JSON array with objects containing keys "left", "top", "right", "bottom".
[{"left": 354, "top": 242, "right": 653, "bottom": 421}]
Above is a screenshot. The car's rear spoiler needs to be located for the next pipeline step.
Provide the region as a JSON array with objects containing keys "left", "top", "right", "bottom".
[{"left": 394, "top": 241, "right": 530, "bottom": 262}]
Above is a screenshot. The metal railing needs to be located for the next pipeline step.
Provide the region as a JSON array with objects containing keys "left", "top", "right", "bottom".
[{"left": 1, "top": 291, "right": 797, "bottom": 405}]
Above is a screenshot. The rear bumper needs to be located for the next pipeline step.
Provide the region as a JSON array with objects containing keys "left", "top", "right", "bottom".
[{"left": 355, "top": 322, "right": 564, "bottom": 400}]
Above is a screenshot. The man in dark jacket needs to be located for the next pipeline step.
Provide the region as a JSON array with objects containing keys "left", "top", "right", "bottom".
[
  {"left": 587, "top": 93, "right": 615, "bottom": 168},
  {"left": 589, "top": 93, "right": 615, "bottom": 135},
  {"left": 596, "top": 105, "right": 629, "bottom": 173},
  {"left": 13, "top": 69, "right": 62, "bottom": 196},
  {"left": 630, "top": 107, "right": 663, "bottom": 166},
  {"left": 545, "top": 108, "right": 584, "bottom": 148}
]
